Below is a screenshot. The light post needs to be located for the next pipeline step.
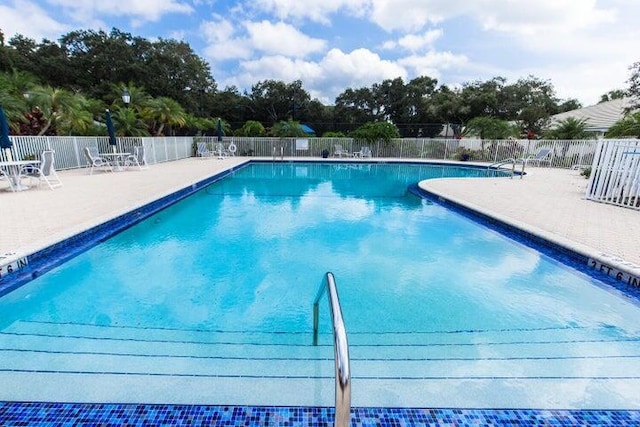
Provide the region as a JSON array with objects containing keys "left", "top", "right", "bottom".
[{"left": 122, "top": 88, "right": 131, "bottom": 109}]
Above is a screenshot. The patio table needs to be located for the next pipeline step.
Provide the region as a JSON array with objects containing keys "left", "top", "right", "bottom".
[
  {"left": 100, "top": 152, "right": 130, "bottom": 172},
  {"left": 0, "top": 160, "right": 41, "bottom": 191}
]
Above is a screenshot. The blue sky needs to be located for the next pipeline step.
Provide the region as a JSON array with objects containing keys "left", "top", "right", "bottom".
[{"left": 1, "top": 0, "right": 638, "bottom": 106}]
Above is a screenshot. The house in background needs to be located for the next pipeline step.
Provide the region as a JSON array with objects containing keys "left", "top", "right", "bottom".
[{"left": 547, "top": 97, "right": 634, "bottom": 137}]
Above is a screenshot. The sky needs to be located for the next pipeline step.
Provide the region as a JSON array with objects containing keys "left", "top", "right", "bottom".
[{"left": 1, "top": 0, "right": 638, "bottom": 106}]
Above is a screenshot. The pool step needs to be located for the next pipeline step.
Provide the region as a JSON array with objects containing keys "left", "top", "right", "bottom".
[{"left": 2, "top": 320, "right": 640, "bottom": 407}]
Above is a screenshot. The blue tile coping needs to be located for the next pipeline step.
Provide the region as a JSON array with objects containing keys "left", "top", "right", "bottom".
[{"left": 1, "top": 402, "right": 639, "bottom": 426}]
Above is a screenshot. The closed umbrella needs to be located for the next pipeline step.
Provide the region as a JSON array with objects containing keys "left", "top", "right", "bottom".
[
  {"left": 217, "top": 118, "right": 224, "bottom": 141},
  {"left": 105, "top": 109, "right": 117, "bottom": 153},
  {"left": 0, "top": 105, "right": 13, "bottom": 161}
]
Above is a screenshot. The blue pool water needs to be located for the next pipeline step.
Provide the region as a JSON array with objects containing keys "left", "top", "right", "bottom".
[{"left": 2, "top": 162, "right": 640, "bottom": 410}]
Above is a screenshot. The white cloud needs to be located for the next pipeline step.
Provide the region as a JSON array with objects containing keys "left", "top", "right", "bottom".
[
  {"left": 386, "top": 29, "right": 443, "bottom": 52},
  {"left": 399, "top": 51, "right": 468, "bottom": 78},
  {"left": 250, "top": 0, "right": 370, "bottom": 24},
  {"left": 0, "top": 0, "right": 70, "bottom": 41},
  {"left": 47, "top": 0, "right": 194, "bottom": 25},
  {"left": 200, "top": 18, "right": 254, "bottom": 61},
  {"left": 221, "top": 47, "right": 408, "bottom": 103},
  {"left": 244, "top": 21, "right": 326, "bottom": 57}
]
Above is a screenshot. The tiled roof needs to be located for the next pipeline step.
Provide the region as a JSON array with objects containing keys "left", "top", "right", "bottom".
[{"left": 548, "top": 97, "right": 635, "bottom": 131}]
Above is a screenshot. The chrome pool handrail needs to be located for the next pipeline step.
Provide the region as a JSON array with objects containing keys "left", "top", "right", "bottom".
[
  {"left": 313, "top": 272, "right": 351, "bottom": 427},
  {"left": 488, "top": 157, "right": 525, "bottom": 179}
]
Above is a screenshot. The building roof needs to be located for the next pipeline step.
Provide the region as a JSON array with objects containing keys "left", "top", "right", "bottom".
[{"left": 548, "top": 98, "right": 634, "bottom": 132}]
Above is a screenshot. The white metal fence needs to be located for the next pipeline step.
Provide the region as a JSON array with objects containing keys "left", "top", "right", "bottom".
[
  {"left": 1, "top": 135, "right": 598, "bottom": 171},
  {"left": 0, "top": 136, "right": 194, "bottom": 169},
  {"left": 586, "top": 139, "right": 640, "bottom": 210},
  {"left": 198, "top": 136, "right": 597, "bottom": 169}
]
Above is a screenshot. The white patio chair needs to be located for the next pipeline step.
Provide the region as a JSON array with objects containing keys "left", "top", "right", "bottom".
[
  {"left": 196, "top": 142, "right": 214, "bottom": 158},
  {"left": 521, "top": 148, "right": 552, "bottom": 167},
  {"left": 124, "top": 146, "right": 149, "bottom": 170},
  {"left": 19, "top": 150, "right": 63, "bottom": 190},
  {"left": 83, "top": 146, "right": 113, "bottom": 174},
  {"left": 354, "top": 146, "right": 372, "bottom": 158},
  {"left": 333, "top": 144, "right": 350, "bottom": 157}
]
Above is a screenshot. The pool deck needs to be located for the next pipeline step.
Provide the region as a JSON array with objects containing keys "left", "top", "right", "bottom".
[{"left": 1, "top": 157, "right": 638, "bottom": 274}]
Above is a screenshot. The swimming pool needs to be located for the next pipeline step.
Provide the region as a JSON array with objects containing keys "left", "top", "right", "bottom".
[{"left": 1, "top": 162, "right": 640, "bottom": 412}]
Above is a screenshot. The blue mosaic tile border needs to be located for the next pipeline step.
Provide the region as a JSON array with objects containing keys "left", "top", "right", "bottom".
[
  {"left": 0, "top": 163, "right": 246, "bottom": 297},
  {"left": 1, "top": 402, "right": 639, "bottom": 426},
  {"left": 409, "top": 184, "right": 640, "bottom": 301}
]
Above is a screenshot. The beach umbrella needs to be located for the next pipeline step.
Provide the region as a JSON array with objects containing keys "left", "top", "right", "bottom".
[
  {"left": 105, "top": 109, "right": 117, "bottom": 153},
  {"left": 0, "top": 105, "right": 13, "bottom": 161},
  {"left": 217, "top": 118, "right": 224, "bottom": 142}
]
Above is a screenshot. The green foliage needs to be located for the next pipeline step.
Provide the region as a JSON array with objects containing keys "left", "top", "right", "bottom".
[
  {"left": 350, "top": 121, "right": 400, "bottom": 144},
  {"left": 543, "top": 117, "right": 592, "bottom": 140},
  {"left": 322, "top": 131, "right": 346, "bottom": 137},
  {"left": 606, "top": 112, "right": 640, "bottom": 138},
  {"left": 454, "top": 148, "right": 472, "bottom": 161},
  {"left": 270, "top": 119, "right": 308, "bottom": 137},
  {"left": 581, "top": 167, "right": 591, "bottom": 179},
  {"left": 235, "top": 120, "right": 266, "bottom": 137},
  {"left": 464, "top": 116, "right": 517, "bottom": 139},
  {"left": 599, "top": 89, "right": 627, "bottom": 103}
]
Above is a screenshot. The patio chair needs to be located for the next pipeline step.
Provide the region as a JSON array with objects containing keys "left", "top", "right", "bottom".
[
  {"left": 84, "top": 146, "right": 113, "bottom": 174},
  {"left": 333, "top": 144, "right": 350, "bottom": 157},
  {"left": 354, "top": 146, "right": 372, "bottom": 158},
  {"left": 0, "top": 166, "right": 16, "bottom": 192},
  {"left": 521, "top": 148, "right": 552, "bottom": 167},
  {"left": 196, "top": 142, "right": 214, "bottom": 158},
  {"left": 124, "top": 146, "right": 149, "bottom": 170},
  {"left": 19, "top": 150, "right": 63, "bottom": 190}
]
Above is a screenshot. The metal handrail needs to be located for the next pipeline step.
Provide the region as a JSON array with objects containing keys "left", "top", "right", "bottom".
[
  {"left": 488, "top": 157, "right": 525, "bottom": 179},
  {"left": 313, "top": 272, "right": 351, "bottom": 427}
]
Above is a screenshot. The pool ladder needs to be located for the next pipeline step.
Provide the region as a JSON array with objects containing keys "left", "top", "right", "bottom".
[
  {"left": 313, "top": 272, "right": 351, "bottom": 427},
  {"left": 488, "top": 158, "right": 525, "bottom": 179}
]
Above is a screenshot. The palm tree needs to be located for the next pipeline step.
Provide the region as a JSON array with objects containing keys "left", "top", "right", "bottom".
[
  {"left": 25, "top": 85, "right": 79, "bottom": 135},
  {"left": 606, "top": 113, "right": 640, "bottom": 138},
  {"left": 111, "top": 108, "right": 150, "bottom": 137},
  {"left": 142, "top": 97, "right": 187, "bottom": 136},
  {"left": 108, "top": 82, "right": 151, "bottom": 112},
  {"left": 544, "top": 117, "right": 591, "bottom": 140}
]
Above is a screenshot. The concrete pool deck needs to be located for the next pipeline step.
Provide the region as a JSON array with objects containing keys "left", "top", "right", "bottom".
[{"left": 0, "top": 157, "right": 638, "bottom": 279}]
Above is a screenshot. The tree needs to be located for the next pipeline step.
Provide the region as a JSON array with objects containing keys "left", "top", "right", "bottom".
[
  {"left": 606, "top": 113, "right": 640, "bottom": 138},
  {"left": 111, "top": 108, "right": 150, "bottom": 137},
  {"left": 235, "top": 120, "right": 266, "bottom": 137},
  {"left": 24, "top": 85, "right": 81, "bottom": 135},
  {"left": 142, "top": 97, "right": 187, "bottom": 136},
  {"left": 599, "top": 89, "right": 627, "bottom": 103},
  {"left": 350, "top": 121, "right": 400, "bottom": 145},
  {"left": 626, "top": 61, "right": 640, "bottom": 112},
  {"left": 464, "top": 117, "right": 517, "bottom": 139},
  {"left": 544, "top": 117, "right": 591, "bottom": 140},
  {"left": 270, "top": 120, "right": 307, "bottom": 137}
]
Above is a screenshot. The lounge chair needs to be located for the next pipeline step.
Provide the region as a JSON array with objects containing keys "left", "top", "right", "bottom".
[
  {"left": 521, "top": 148, "right": 552, "bottom": 167},
  {"left": 19, "top": 150, "right": 63, "bottom": 190},
  {"left": 196, "top": 142, "right": 214, "bottom": 158},
  {"left": 124, "top": 146, "right": 149, "bottom": 170},
  {"left": 84, "top": 146, "right": 113, "bottom": 174},
  {"left": 353, "top": 146, "right": 372, "bottom": 158},
  {"left": 334, "top": 144, "right": 350, "bottom": 157}
]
